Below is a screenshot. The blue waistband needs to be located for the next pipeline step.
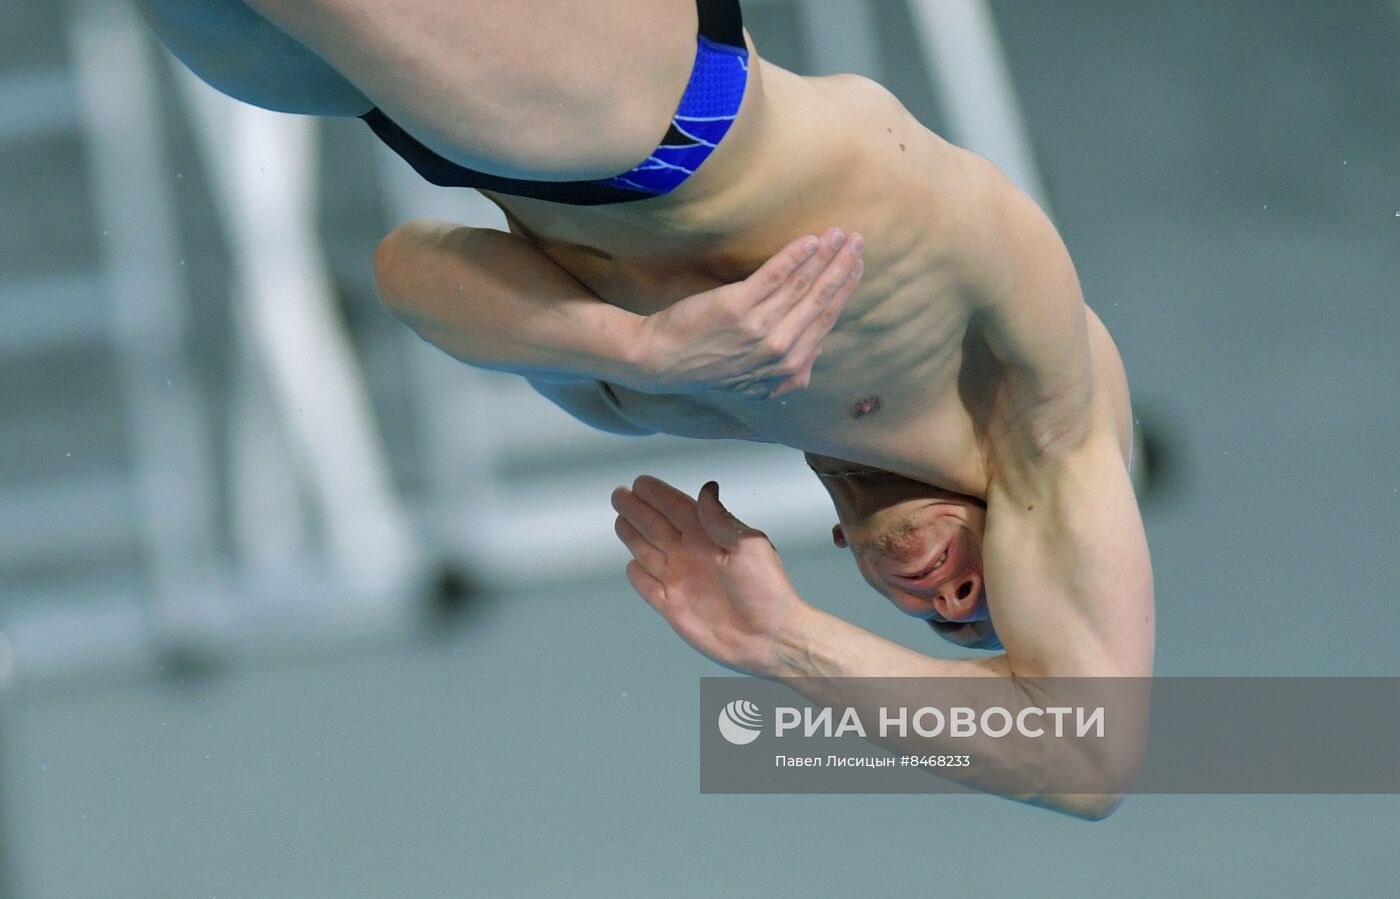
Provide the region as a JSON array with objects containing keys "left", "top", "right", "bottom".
[{"left": 598, "top": 35, "right": 750, "bottom": 196}]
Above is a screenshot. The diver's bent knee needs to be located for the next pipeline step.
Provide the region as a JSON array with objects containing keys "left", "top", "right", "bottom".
[
  {"left": 374, "top": 219, "right": 460, "bottom": 313},
  {"left": 373, "top": 229, "right": 413, "bottom": 313}
]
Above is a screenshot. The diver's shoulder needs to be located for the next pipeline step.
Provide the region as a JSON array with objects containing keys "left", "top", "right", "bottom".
[
  {"left": 815, "top": 72, "right": 925, "bottom": 124},
  {"left": 1084, "top": 309, "right": 1136, "bottom": 465}
]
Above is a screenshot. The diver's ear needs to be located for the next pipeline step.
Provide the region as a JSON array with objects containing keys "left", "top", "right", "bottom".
[{"left": 831, "top": 524, "right": 847, "bottom": 549}]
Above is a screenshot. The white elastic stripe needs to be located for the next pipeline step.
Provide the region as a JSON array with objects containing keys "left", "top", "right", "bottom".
[{"left": 630, "top": 156, "right": 697, "bottom": 175}]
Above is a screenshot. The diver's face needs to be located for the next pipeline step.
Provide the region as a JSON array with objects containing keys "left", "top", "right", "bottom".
[{"left": 809, "top": 455, "right": 989, "bottom": 626}]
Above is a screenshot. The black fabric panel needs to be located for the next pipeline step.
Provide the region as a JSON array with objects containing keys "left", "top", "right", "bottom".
[
  {"left": 361, "top": 109, "right": 650, "bottom": 206},
  {"left": 360, "top": 0, "right": 746, "bottom": 206},
  {"left": 697, "top": 0, "right": 745, "bottom": 49}
]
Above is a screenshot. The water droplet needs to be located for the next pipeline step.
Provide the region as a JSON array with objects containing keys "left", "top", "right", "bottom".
[
  {"left": 166, "top": 379, "right": 173, "bottom": 386},
  {"left": 1342, "top": 160, "right": 1348, "bottom": 166},
  {"left": 65, "top": 452, "right": 71, "bottom": 458},
  {"left": 176, "top": 172, "right": 183, "bottom": 179}
]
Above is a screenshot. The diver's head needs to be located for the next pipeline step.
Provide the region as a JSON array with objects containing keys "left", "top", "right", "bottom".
[{"left": 807, "top": 453, "right": 996, "bottom": 644}]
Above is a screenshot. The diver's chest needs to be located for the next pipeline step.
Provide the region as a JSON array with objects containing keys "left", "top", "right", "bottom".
[
  {"left": 718, "top": 324, "right": 991, "bottom": 491},
  {"left": 600, "top": 334, "right": 986, "bottom": 487}
]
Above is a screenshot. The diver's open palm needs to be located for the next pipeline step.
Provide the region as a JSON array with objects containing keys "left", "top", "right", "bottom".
[
  {"left": 611, "top": 476, "right": 808, "bottom": 676},
  {"left": 638, "top": 228, "right": 864, "bottom": 399}
]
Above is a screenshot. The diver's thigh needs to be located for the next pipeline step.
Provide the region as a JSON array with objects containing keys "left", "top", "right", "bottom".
[
  {"left": 250, "top": 0, "right": 701, "bottom": 179},
  {"left": 136, "top": 0, "right": 370, "bottom": 115}
]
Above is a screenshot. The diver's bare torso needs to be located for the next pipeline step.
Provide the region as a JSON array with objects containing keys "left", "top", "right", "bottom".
[
  {"left": 486, "top": 60, "right": 1133, "bottom": 497},
  {"left": 144, "top": 0, "right": 1133, "bottom": 498},
  {"left": 144, "top": 0, "right": 1156, "bottom": 702}
]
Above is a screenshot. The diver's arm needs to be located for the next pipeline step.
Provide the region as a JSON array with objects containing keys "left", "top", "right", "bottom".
[
  {"left": 976, "top": 432, "right": 1155, "bottom": 680},
  {"left": 776, "top": 608, "right": 1006, "bottom": 679},
  {"left": 770, "top": 459, "right": 1150, "bottom": 820},
  {"left": 771, "top": 609, "right": 1135, "bottom": 821},
  {"left": 943, "top": 149, "right": 1153, "bottom": 680},
  {"left": 775, "top": 432, "right": 1153, "bottom": 684},
  {"left": 376, "top": 220, "right": 652, "bottom": 385},
  {"left": 135, "top": 0, "right": 371, "bottom": 115},
  {"left": 375, "top": 220, "right": 862, "bottom": 397},
  {"left": 611, "top": 477, "right": 1139, "bottom": 820}
]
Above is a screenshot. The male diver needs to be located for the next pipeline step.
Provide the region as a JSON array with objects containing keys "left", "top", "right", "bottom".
[{"left": 137, "top": 0, "right": 1153, "bottom": 817}]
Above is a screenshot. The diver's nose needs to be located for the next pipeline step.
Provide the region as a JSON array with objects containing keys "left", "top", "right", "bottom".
[{"left": 934, "top": 573, "right": 983, "bottom": 622}]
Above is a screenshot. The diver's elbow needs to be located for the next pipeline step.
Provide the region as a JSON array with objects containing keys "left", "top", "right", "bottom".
[
  {"left": 1065, "top": 792, "right": 1125, "bottom": 822},
  {"left": 1034, "top": 792, "right": 1124, "bottom": 821}
]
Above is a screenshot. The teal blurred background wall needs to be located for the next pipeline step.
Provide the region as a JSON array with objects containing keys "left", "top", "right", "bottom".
[{"left": 1, "top": 1, "right": 1398, "bottom": 896}]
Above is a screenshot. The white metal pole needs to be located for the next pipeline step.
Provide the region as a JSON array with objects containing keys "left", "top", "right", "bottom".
[
  {"left": 68, "top": 0, "right": 229, "bottom": 647},
  {"left": 906, "top": 0, "right": 1052, "bottom": 211},
  {"left": 174, "top": 71, "right": 422, "bottom": 595}
]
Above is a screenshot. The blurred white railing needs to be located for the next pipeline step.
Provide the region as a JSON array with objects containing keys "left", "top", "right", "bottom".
[
  {"left": 1, "top": 0, "right": 428, "bottom": 692},
  {"left": 755, "top": 0, "right": 1050, "bottom": 209},
  {"left": 0, "top": 0, "right": 1049, "bottom": 690}
]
